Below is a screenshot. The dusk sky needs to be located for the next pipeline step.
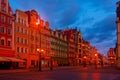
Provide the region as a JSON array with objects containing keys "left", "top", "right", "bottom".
[{"left": 9, "top": 0, "right": 119, "bottom": 55}]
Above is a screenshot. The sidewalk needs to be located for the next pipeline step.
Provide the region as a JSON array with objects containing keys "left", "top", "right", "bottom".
[
  {"left": 0, "top": 66, "right": 119, "bottom": 74},
  {"left": 0, "top": 66, "right": 81, "bottom": 74},
  {"left": 0, "top": 69, "right": 29, "bottom": 74}
]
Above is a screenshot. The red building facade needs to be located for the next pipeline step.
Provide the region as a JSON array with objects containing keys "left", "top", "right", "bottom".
[
  {"left": 0, "top": 0, "right": 14, "bottom": 57},
  {"left": 62, "top": 29, "right": 76, "bottom": 66},
  {"left": 107, "top": 48, "right": 116, "bottom": 65}
]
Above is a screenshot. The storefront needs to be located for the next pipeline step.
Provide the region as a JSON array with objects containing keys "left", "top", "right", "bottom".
[{"left": 0, "top": 56, "right": 25, "bottom": 69}]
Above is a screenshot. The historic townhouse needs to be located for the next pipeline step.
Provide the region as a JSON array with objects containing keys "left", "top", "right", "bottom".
[
  {"left": 75, "top": 29, "right": 82, "bottom": 65},
  {"left": 51, "top": 30, "right": 68, "bottom": 66},
  {"left": 89, "top": 46, "right": 99, "bottom": 65},
  {"left": 39, "top": 19, "right": 51, "bottom": 68},
  {"left": 62, "top": 29, "right": 76, "bottom": 66},
  {"left": 0, "top": 0, "right": 14, "bottom": 69},
  {"left": 82, "top": 40, "right": 90, "bottom": 65},
  {"left": 116, "top": 1, "right": 120, "bottom": 69},
  {"left": 107, "top": 48, "right": 116, "bottom": 65},
  {"left": 14, "top": 10, "right": 29, "bottom": 68},
  {"left": 25, "top": 10, "right": 41, "bottom": 68},
  {"left": 25, "top": 10, "right": 51, "bottom": 68},
  {"left": 64, "top": 29, "right": 83, "bottom": 66}
]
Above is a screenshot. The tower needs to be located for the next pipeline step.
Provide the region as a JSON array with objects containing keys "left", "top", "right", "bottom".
[{"left": 116, "top": 1, "right": 120, "bottom": 69}]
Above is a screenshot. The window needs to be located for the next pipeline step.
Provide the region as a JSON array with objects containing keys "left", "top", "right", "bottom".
[
  {"left": 25, "top": 48, "right": 27, "bottom": 53},
  {"left": 17, "top": 37, "right": 19, "bottom": 43},
  {"left": 18, "top": 18, "right": 20, "bottom": 23},
  {"left": 21, "top": 28, "right": 23, "bottom": 33},
  {"left": 1, "top": 15, "right": 5, "bottom": 22},
  {"left": 17, "top": 27, "right": 20, "bottom": 32},
  {"left": 1, "top": 6, "right": 6, "bottom": 12},
  {"left": 21, "top": 38, "right": 23, "bottom": 44},
  {"left": 25, "top": 39, "right": 27, "bottom": 44},
  {"left": 24, "top": 21, "right": 26, "bottom": 26},
  {"left": 17, "top": 47, "right": 19, "bottom": 53},
  {"left": 8, "top": 18, "right": 11, "bottom": 24},
  {"left": 8, "top": 40, "right": 11, "bottom": 46},
  {"left": 0, "top": 27, "right": 4, "bottom": 33},
  {"left": 21, "top": 47, "right": 23, "bottom": 53},
  {"left": 31, "top": 60, "right": 35, "bottom": 66},
  {"left": 8, "top": 29, "right": 11, "bottom": 34},
  {"left": 21, "top": 19, "right": 23, "bottom": 25},
  {"left": 1, "top": 39, "right": 4, "bottom": 45}
]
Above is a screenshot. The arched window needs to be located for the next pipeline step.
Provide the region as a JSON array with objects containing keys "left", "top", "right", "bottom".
[
  {"left": 1, "top": 39, "right": 4, "bottom": 45},
  {"left": 1, "top": 37, "right": 5, "bottom": 46},
  {"left": 7, "top": 39, "right": 11, "bottom": 47}
]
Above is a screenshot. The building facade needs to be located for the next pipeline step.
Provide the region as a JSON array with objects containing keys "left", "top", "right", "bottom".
[
  {"left": 0, "top": 0, "right": 13, "bottom": 56},
  {"left": 14, "top": 10, "right": 29, "bottom": 68},
  {"left": 107, "top": 48, "right": 116, "bottom": 65},
  {"left": 116, "top": 1, "right": 120, "bottom": 69},
  {"left": 25, "top": 10, "right": 51, "bottom": 68},
  {"left": 89, "top": 46, "right": 99, "bottom": 65},
  {"left": 82, "top": 40, "right": 90, "bottom": 65},
  {"left": 75, "top": 30, "right": 83, "bottom": 66},
  {"left": 0, "top": 0, "right": 14, "bottom": 69},
  {"left": 62, "top": 29, "right": 76, "bottom": 66},
  {"left": 51, "top": 30, "right": 68, "bottom": 66}
]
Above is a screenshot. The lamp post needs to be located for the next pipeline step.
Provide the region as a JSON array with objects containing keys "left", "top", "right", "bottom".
[
  {"left": 94, "top": 53, "right": 98, "bottom": 68},
  {"left": 83, "top": 56, "right": 87, "bottom": 67},
  {"left": 50, "top": 57, "right": 53, "bottom": 70},
  {"left": 37, "top": 48, "right": 44, "bottom": 71},
  {"left": 50, "top": 52, "right": 54, "bottom": 70}
]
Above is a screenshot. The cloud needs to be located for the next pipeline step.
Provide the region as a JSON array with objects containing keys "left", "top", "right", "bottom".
[
  {"left": 83, "top": 14, "right": 116, "bottom": 54},
  {"left": 58, "top": 5, "right": 80, "bottom": 28},
  {"left": 9, "top": 0, "right": 117, "bottom": 54},
  {"left": 84, "top": 14, "right": 116, "bottom": 40}
]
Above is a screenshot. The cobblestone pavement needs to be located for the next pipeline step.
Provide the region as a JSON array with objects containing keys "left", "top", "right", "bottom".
[{"left": 0, "top": 66, "right": 120, "bottom": 80}]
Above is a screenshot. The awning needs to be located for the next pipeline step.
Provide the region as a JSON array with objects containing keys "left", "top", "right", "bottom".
[
  {"left": 0, "top": 56, "right": 25, "bottom": 62},
  {"left": 0, "top": 56, "right": 10, "bottom": 62},
  {"left": 5, "top": 57, "right": 25, "bottom": 62}
]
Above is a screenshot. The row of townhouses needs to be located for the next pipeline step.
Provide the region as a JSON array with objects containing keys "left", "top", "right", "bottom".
[{"left": 0, "top": 0, "right": 100, "bottom": 69}]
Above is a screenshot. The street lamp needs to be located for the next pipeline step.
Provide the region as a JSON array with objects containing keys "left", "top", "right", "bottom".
[
  {"left": 94, "top": 53, "right": 98, "bottom": 68},
  {"left": 83, "top": 56, "right": 87, "bottom": 67},
  {"left": 50, "top": 56, "right": 53, "bottom": 70},
  {"left": 37, "top": 48, "right": 44, "bottom": 71},
  {"left": 50, "top": 52, "right": 54, "bottom": 70}
]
